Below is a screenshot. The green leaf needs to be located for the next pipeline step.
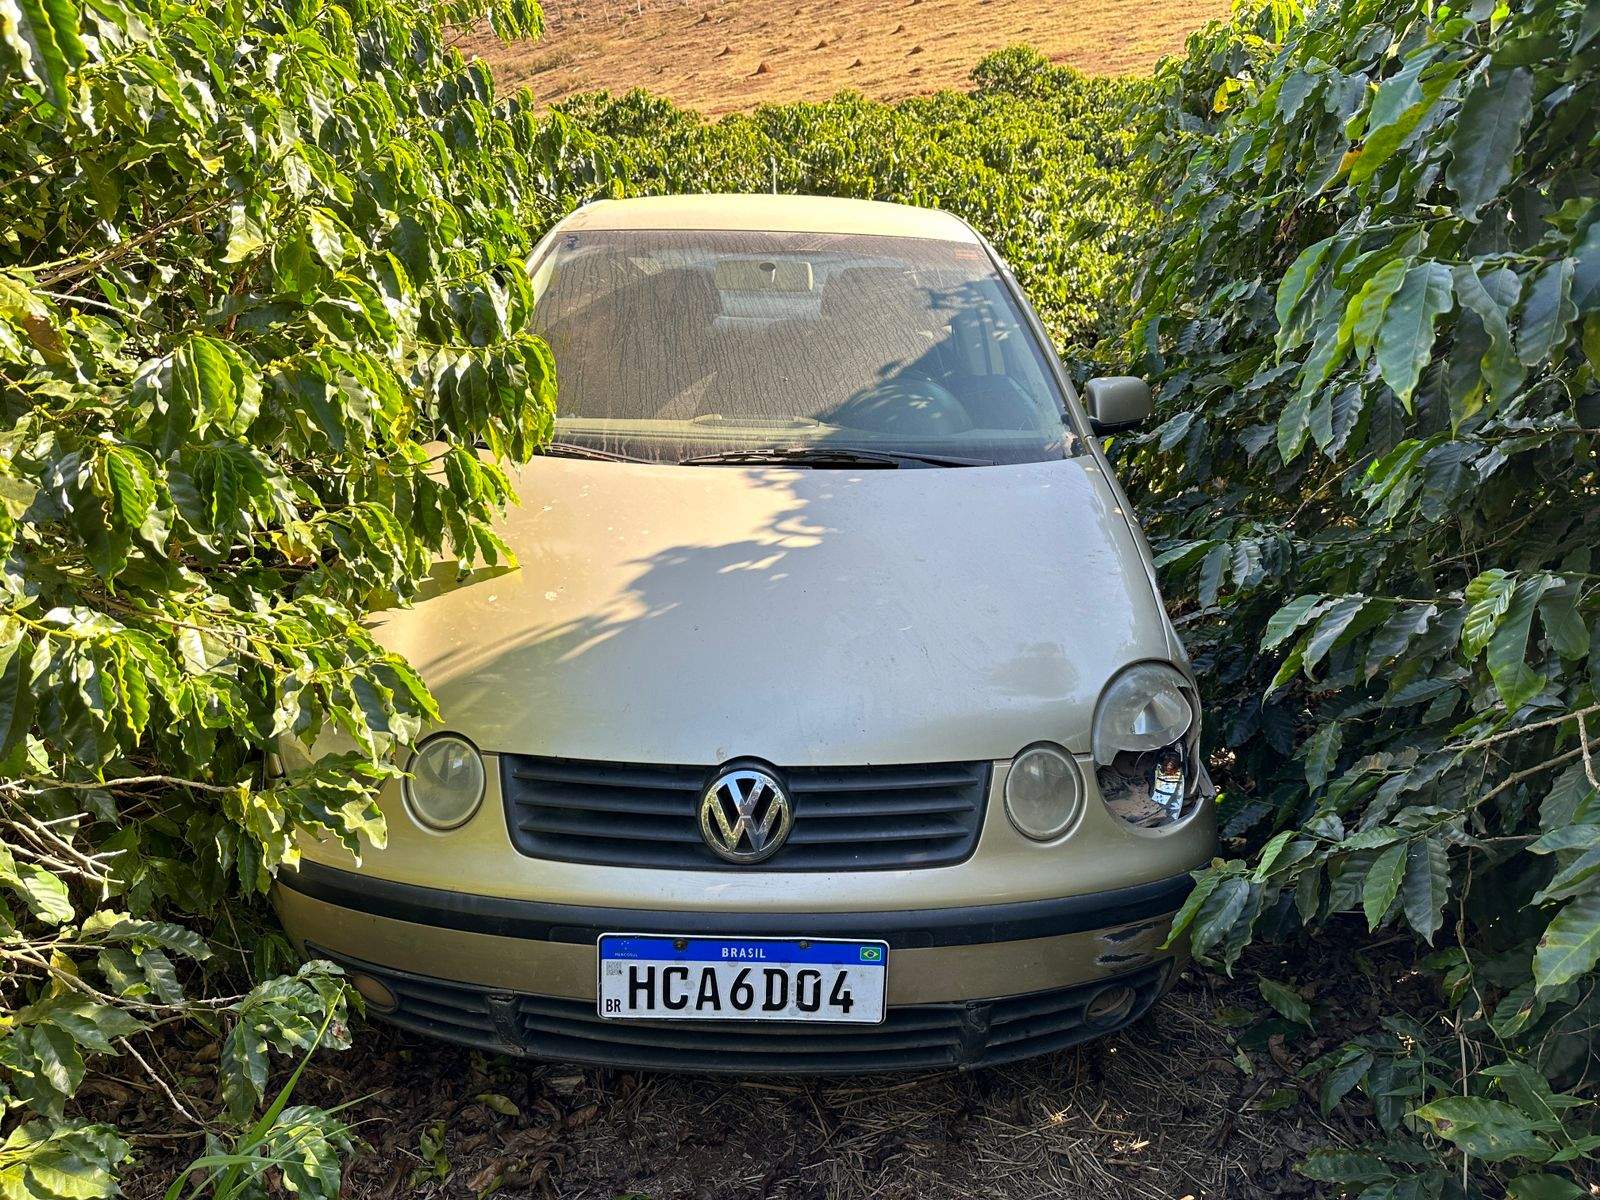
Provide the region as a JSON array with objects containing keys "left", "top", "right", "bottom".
[
  {"left": 1538, "top": 585, "right": 1591, "bottom": 661},
  {"left": 1351, "top": 257, "right": 1409, "bottom": 362},
  {"left": 1189, "top": 875, "right": 1252, "bottom": 961},
  {"left": 1363, "top": 840, "right": 1407, "bottom": 930},
  {"left": 1197, "top": 542, "right": 1229, "bottom": 608},
  {"left": 1487, "top": 575, "right": 1553, "bottom": 712},
  {"left": 1376, "top": 262, "right": 1455, "bottom": 408},
  {"left": 1453, "top": 263, "right": 1525, "bottom": 416},
  {"left": 1162, "top": 869, "right": 1223, "bottom": 948},
  {"left": 1491, "top": 982, "right": 1544, "bottom": 1039},
  {"left": 1528, "top": 825, "right": 1600, "bottom": 855},
  {"left": 1518, "top": 259, "right": 1577, "bottom": 367},
  {"left": 1252, "top": 829, "right": 1297, "bottom": 880},
  {"left": 1274, "top": 236, "right": 1334, "bottom": 348},
  {"left": 1401, "top": 836, "right": 1450, "bottom": 944},
  {"left": 1349, "top": 50, "right": 1455, "bottom": 188},
  {"left": 1305, "top": 1152, "right": 1395, "bottom": 1190},
  {"left": 222, "top": 203, "right": 268, "bottom": 264},
  {"left": 1319, "top": 1048, "right": 1375, "bottom": 1117},
  {"left": 1461, "top": 569, "right": 1515, "bottom": 661},
  {"left": 1571, "top": 220, "right": 1600, "bottom": 314},
  {"left": 1258, "top": 977, "right": 1312, "bottom": 1026},
  {"left": 1366, "top": 603, "right": 1436, "bottom": 675},
  {"left": 9, "top": 862, "right": 72, "bottom": 925},
  {"left": 1299, "top": 1148, "right": 1391, "bottom": 1185},
  {"left": 475, "top": 1092, "right": 519, "bottom": 1117},
  {"left": 1447, "top": 68, "right": 1534, "bottom": 221},
  {"left": 1541, "top": 764, "right": 1600, "bottom": 829},
  {"left": 105, "top": 446, "right": 154, "bottom": 519},
  {"left": 79, "top": 911, "right": 212, "bottom": 960},
  {"left": 1507, "top": 1174, "right": 1588, "bottom": 1200},
  {"left": 1533, "top": 892, "right": 1600, "bottom": 993},
  {"left": 0, "top": 627, "right": 34, "bottom": 757},
  {"left": 306, "top": 208, "right": 348, "bottom": 268},
  {"left": 1303, "top": 596, "right": 1374, "bottom": 672},
  {"left": 1411, "top": 1095, "right": 1553, "bottom": 1162},
  {"left": 27, "top": 996, "right": 145, "bottom": 1055},
  {"left": 1304, "top": 721, "right": 1343, "bottom": 792},
  {"left": 2, "top": 0, "right": 84, "bottom": 107},
  {"left": 1532, "top": 848, "right": 1600, "bottom": 905},
  {"left": 1261, "top": 595, "right": 1328, "bottom": 651},
  {"left": 1276, "top": 384, "right": 1315, "bottom": 464}
]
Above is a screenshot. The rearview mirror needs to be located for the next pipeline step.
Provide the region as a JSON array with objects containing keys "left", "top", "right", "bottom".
[{"left": 1084, "top": 376, "right": 1153, "bottom": 433}]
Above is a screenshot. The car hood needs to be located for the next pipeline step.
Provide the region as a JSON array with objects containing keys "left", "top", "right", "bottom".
[{"left": 372, "top": 455, "right": 1174, "bottom": 765}]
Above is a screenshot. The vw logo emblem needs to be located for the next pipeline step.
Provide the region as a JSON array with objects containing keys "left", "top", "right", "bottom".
[{"left": 698, "top": 765, "right": 793, "bottom": 865}]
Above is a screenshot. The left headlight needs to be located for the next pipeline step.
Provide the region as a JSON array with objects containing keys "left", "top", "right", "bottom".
[
  {"left": 1092, "top": 662, "right": 1195, "bottom": 761},
  {"left": 1092, "top": 662, "right": 1202, "bottom": 830},
  {"left": 403, "top": 734, "right": 486, "bottom": 831}
]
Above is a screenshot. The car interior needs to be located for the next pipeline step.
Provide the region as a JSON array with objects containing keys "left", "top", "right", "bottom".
[{"left": 529, "top": 232, "right": 1069, "bottom": 459}]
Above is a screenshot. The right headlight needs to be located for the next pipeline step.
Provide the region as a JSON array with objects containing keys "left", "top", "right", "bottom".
[
  {"left": 403, "top": 733, "right": 486, "bottom": 831},
  {"left": 1004, "top": 744, "right": 1085, "bottom": 841},
  {"left": 1092, "top": 662, "right": 1202, "bottom": 830}
]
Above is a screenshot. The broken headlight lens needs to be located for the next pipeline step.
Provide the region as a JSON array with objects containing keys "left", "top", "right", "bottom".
[{"left": 1092, "top": 663, "right": 1201, "bottom": 830}]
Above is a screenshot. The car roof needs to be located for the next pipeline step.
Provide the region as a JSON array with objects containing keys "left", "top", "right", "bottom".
[{"left": 555, "top": 194, "right": 981, "bottom": 243}]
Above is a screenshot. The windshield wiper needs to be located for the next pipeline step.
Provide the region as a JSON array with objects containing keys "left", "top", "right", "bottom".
[
  {"left": 538, "top": 441, "right": 652, "bottom": 463},
  {"left": 679, "top": 446, "right": 989, "bottom": 469}
]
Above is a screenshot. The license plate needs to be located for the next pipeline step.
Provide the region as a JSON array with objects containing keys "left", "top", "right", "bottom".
[{"left": 597, "top": 934, "right": 888, "bottom": 1024}]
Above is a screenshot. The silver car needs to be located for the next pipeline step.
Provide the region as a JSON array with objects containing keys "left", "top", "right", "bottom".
[{"left": 275, "top": 194, "right": 1215, "bottom": 1071}]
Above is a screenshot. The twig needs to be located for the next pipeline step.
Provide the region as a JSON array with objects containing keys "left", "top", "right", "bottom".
[
  {"left": 1577, "top": 712, "right": 1600, "bottom": 792},
  {"left": 1456, "top": 703, "right": 1600, "bottom": 754},
  {"left": 30, "top": 192, "right": 235, "bottom": 288},
  {"left": 1476, "top": 746, "right": 1585, "bottom": 808},
  {"left": 4, "top": 774, "right": 239, "bottom": 794},
  {"left": 117, "top": 1036, "right": 208, "bottom": 1129}
]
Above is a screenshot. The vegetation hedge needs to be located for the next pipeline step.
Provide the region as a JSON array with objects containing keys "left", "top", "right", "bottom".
[
  {"left": 0, "top": 1, "right": 555, "bottom": 1195},
  {"left": 1119, "top": 1, "right": 1600, "bottom": 1194}
]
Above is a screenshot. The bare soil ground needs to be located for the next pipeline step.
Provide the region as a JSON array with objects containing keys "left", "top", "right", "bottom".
[
  {"left": 461, "top": 0, "right": 1227, "bottom": 115},
  {"left": 119, "top": 939, "right": 1396, "bottom": 1199}
]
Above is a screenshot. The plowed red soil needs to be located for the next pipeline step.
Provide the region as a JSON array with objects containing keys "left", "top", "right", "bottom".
[{"left": 461, "top": 0, "right": 1227, "bottom": 115}]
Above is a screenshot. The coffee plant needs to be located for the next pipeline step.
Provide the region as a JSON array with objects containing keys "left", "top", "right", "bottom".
[
  {"left": 1120, "top": 0, "right": 1600, "bottom": 1194},
  {"left": 0, "top": 0, "right": 563, "bottom": 1194}
]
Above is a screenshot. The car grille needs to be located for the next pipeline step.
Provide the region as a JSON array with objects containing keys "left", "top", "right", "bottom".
[
  {"left": 499, "top": 757, "right": 991, "bottom": 871},
  {"left": 319, "top": 950, "right": 1170, "bottom": 1072}
]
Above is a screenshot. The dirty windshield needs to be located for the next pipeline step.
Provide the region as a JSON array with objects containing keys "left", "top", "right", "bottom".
[{"left": 527, "top": 229, "right": 1072, "bottom": 466}]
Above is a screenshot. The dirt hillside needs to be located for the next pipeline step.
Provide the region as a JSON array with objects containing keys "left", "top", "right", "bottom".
[{"left": 462, "top": 0, "right": 1228, "bottom": 115}]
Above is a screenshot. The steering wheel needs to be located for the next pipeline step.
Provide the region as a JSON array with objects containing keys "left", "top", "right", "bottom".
[{"left": 823, "top": 375, "right": 973, "bottom": 436}]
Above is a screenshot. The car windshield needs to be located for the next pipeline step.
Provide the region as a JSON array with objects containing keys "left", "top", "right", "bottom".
[{"left": 527, "top": 229, "right": 1073, "bottom": 466}]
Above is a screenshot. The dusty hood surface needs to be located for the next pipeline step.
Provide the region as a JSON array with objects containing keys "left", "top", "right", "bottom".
[{"left": 375, "top": 456, "right": 1173, "bottom": 765}]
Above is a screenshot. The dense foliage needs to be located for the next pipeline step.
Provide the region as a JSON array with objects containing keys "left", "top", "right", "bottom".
[
  {"left": 0, "top": 0, "right": 558, "bottom": 1194},
  {"left": 8, "top": 0, "right": 1598, "bottom": 1193},
  {"left": 1120, "top": 1, "right": 1600, "bottom": 1193}
]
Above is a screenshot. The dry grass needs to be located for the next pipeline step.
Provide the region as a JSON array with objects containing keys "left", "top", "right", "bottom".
[
  {"left": 459, "top": 0, "right": 1228, "bottom": 115},
  {"left": 119, "top": 947, "right": 1368, "bottom": 1199}
]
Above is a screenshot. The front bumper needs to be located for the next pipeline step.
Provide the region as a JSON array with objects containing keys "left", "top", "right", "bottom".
[{"left": 274, "top": 863, "right": 1193, "bottom": 1071}]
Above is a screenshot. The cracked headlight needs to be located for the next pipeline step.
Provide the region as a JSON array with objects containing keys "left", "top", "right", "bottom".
[{"left": 1092, "top": 663, "right": 1203, "bottom": 830}]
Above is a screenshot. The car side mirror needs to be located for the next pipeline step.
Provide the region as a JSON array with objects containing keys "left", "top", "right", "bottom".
[{"left": 1084, "top": 376, "right": 1153, "bottom": 433}]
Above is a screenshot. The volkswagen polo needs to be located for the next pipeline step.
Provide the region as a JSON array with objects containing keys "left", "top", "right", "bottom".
[{"left": 275, "top": 194, "right": 1215, "bottom": 1071}]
